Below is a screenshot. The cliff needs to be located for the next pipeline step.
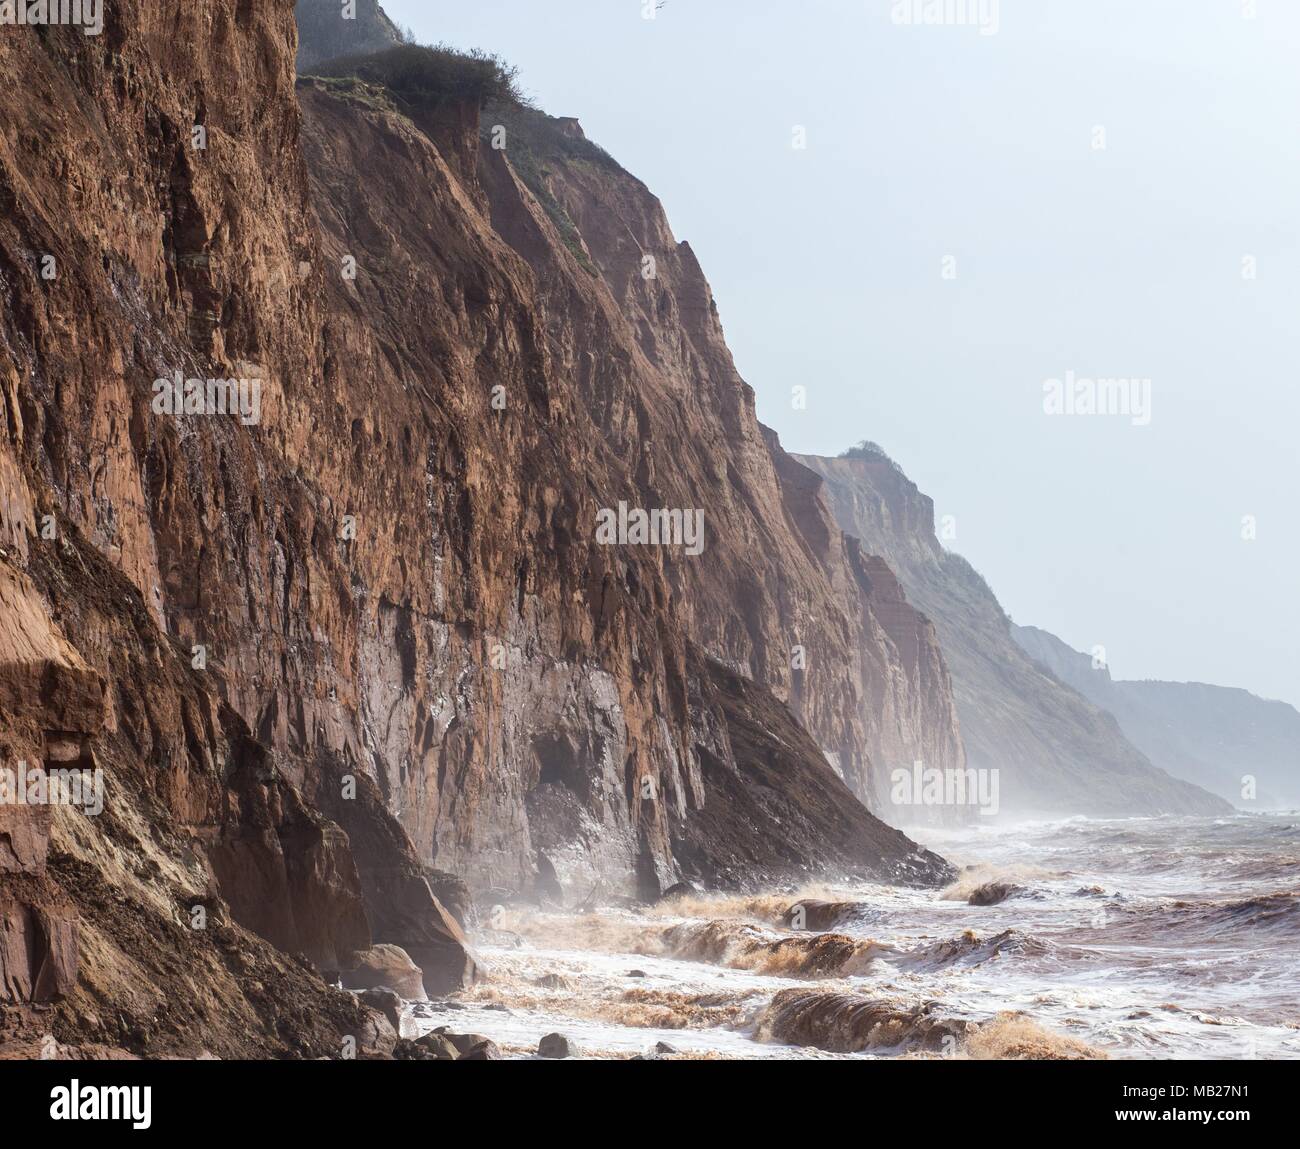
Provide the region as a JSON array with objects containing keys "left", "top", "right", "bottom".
[
  {"left": 296, "top": 0, "right": 403, "bottom": 71},
  {"left": 0, "top": 4, "right": 959, "bottom": 1056},
  {"left": 1013, "top": 626, "right": 1300, "bottom": 810},
  {"left": 795, "top": 449, "right": 1230, "bottom": 818}
]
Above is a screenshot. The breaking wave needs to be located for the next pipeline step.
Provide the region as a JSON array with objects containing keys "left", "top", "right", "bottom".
[{"left": 662, "top": 919, "right": 895, "bottom": 977}]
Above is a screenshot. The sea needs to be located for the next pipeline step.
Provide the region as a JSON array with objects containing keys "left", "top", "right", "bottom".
[{"left": 410, "top": 813, "right": 1300, "bottom": 1060}]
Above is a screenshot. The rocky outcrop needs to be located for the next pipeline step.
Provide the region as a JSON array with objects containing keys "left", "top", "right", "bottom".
[
  {"left": 794, "top": 449, "right": 1229, "bottom": 818},
  {"left": 0, "top": 901, "right": 79, "bottom": 1004},
  {"left": 1013, "top": 625, "right": 1300, "bottom": 809}
]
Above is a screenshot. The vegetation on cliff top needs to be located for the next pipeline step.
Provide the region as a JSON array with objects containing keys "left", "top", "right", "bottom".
[
  {"left": 840, "top": 440, "right": 905, "bottom": 474},
  {"left": 308, "top": 43, "right": 524, "bottom": 110}
]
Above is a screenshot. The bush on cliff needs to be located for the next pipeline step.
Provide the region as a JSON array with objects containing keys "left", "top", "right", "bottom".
[{"left": 309, "top": 43, "right": 522, "bottom": 110}]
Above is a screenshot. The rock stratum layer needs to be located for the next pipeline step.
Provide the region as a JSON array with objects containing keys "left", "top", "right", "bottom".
[
  {"left": 1, "top": 3, "right": 957, "bottom": 1055},
  {"left": 794, "top": 449, "right": 1230, "bottom": 818}
]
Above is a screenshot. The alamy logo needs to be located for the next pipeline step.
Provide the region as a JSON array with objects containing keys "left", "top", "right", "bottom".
[
  {"left": 891, "top": 0, "right": 999, "bottom": 35},
  {"left": 0, "top": 762, "right": 104, "bottom": 816},
  {"left": 0, "top": 0, "right": 103, "bottom": 36},
  {"left": 152, "top": 371, "right": 263, "bottom": 426},
  {"left": 1042, "top": 372, "right": 1152, "bottom": 426},
  {"left": 595, "top": 501, "right": 705, "bottom": 556},
  {"left": 50, "top": 1080, "right": 151, "bottom": 1130},
  {"left": 890, "top": 761, "right": 1000, "bottom": 816}
]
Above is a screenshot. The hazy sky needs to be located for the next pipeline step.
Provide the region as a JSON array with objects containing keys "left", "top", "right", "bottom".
[{"left": 384, "top": 0, "right": 1300, "bottom": 708}]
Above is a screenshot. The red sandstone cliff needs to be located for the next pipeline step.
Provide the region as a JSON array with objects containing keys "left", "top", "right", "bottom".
[{"left": 0, "top": 5, "right": 961, "bottom": 1056}]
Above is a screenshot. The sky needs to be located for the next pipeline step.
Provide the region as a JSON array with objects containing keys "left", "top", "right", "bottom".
[{"left": 383, "top": 0, "right": 1300, "bottom": 708}]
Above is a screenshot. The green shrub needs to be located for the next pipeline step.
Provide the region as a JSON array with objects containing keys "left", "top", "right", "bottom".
[
  {"left": 310, "top": 43, "right": 522, "bottom": 111},
  {"left": 840, "top": 441, "right": 903, "bottom": 473}
]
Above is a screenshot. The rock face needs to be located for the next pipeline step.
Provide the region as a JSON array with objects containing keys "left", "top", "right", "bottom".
[
  {"left": 794, "top": 449, "right": 1229, "bottom": 818},
  {"left": 0, "top": 902, "right": 79, "bottom": 1004},
  {"left": 1012, "top": 625, "right": 1300, "bottom": 809},
  {"left": 0, "top": 3, "right": 957, "bottom": 1054}
]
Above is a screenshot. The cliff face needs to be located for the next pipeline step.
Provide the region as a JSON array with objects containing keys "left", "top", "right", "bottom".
[
  {"left": 1013, "top": 626, "right": 1300, "bottom": 810},
  {"left": 795, "top": 451, "right": 1231, "bottom": 818},
  {"left": 0, "top": 3, "right": 959, "bottom": 1054},
  {"left": 0, "top": 2, "right": 447, "bottom": 1057},
  {"left": 465, "top": 102, "right": 967, "bottom": 822},
  {"left": 287, "top": 68, "right": 966, "bottom": 875}
]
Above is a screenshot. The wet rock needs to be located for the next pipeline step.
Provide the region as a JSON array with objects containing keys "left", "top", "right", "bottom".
[
  {"left": 968, "top": 882, "right": 1024, "bottom": 907},
  {"left": 659, "top": 881, "right": 698, "bottom": 903},
  {"left": 537, "top": 1032, "right": 578, "bottom": 1059},
  {"left": 759, "top": 988, "right": 975, "bottom": 1054},
  {"left": 534, "top": 973, "right": 574, "bottom": 990},
  {"left": 355, "top": 1008, "right": 399, "bottom": 1060},
  {"left": 780, "top": 900, "right": 860, "bottom": 931},
  {"left": 413, "top": 1033, "right": 461, "bottom": 1060},
  {"left": 392, "top": 1038, "right": 438, "bottom": 1061},
  {"left": 357, "top": 987, "right": 403, "bottom": 1034},
  {"left": 342, "top": 944, "right": 427, "bottom": 1001},
  {"left": 458, "top": 1040, "right": 503, "bottom": 1061},
  {"left": 436, "top": 1030, "right": 495, "bottom": 1055}
]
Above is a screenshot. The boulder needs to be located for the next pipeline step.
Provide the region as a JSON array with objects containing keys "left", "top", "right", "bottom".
[
  {"left": 391, "top": 1039, "right": 430, "bottom": 1061},
  {"left": 403, "top": 895, "right": 484, "bottom": 997},
  {"left": 318, "top": 775, "right": 485, "bottom": 996},
  {"left": 413, "top": 1033, "right": 460, "bottom": 1060},
  {"left": 968, "top": 882, "right": 1023, "bottom": 907},
  {"left": 437, "top": 1030, "right": 494, "bottom": 1055},
  {"left": 458, "top": 1040, "right": 502, "bottom": 1060},
  {"left": 357, "top": 987, "right": 403, "bottom": 1034},
  {"left": 659, "top": 881, "right": 698, "bottom": 903},
  {"left": 537, "top": 1032, "right": 577, "bottom": 1059},
  {"left": 342, "top": 944, "right": 427, "bottom": 1001},
  {"left": 354, "top": 1006, "right": 398, "bottom": 1059}
]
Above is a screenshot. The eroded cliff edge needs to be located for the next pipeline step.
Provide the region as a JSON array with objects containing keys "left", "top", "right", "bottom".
[{"left": 1, "top": 5, "right": 957, "bottom": 1055}]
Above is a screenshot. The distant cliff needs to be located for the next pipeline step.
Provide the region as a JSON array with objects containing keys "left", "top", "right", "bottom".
[
  {"left": 296, "top": 0, "right": 403, "bottom": 70},
  {"left": 795, "top": 448, "right": 1229, "bottom": 818},
  {"left": 1013, "top": 626, "right": 1300, "bottom": 810}
]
